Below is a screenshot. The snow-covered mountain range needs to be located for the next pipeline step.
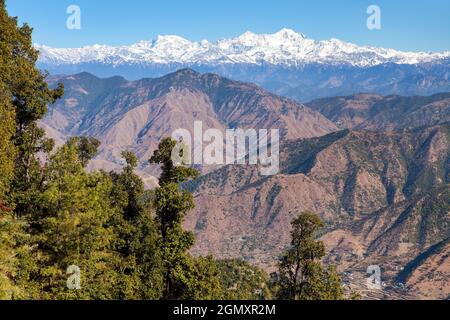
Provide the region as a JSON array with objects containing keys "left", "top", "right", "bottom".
[
  {"left": 37, "top": 29, "right": 450, "bottom": 101},
  {"left": 37, "top": 28, "right": 450, "bottom": 68}
]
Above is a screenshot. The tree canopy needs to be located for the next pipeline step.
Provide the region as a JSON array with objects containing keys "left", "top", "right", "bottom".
[{"left": 276, "top": 212, "right": 344, "bottom": 300}]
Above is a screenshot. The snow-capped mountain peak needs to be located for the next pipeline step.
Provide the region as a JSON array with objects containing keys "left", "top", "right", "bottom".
[
  {"left": 36, "top": 29, "right": 450, "bottom": 68},
  {"left": 273, "top": 28, "right": 307, "bottom": 39}
]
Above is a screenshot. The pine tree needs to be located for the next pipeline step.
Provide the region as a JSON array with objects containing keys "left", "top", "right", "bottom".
[
  {"left": 216, "top": 259, "right": 272, "bottom": 300},
  {"left": 150, "top": 138, "right": 217, "bottom": 299},
  {"left": 180, "top": 256, "right": 223, "bottom": 300},
  {"left": 0, "top": 84, "right": 15, "bottom": 199},
  {"left": 0, "top": 205, "right": 26, "bottom": 299},
  {"left": 27, "top": 139, "right": 125, "bottom": 299},
  {"left": 0, "top": 0, "right": 63, "bottom": 217},
  {"left": 0, "top": 3, "right": 24, "bottom": 298},
  {"left": 109, "top": 151, "right": 164, "bottom": 299},
  {"left": 276, "top": 211, "right": 344, "bottom": 300}
]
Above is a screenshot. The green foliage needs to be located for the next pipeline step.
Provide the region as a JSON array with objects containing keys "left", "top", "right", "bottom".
[
  {"left": 150, "top": 138, "right": 199, "bottom": 186},
  {"left": 110, "top": 151, "right": 145, "bottom": 219},
  {"left": 177, "top": 255, "right": 223, "bottom": 300},
  {"left": 130, "top": 208, "right": 165, "bottom": 300},
  {"left": 216, "top": 259, "right": 272, "bottom": 300},
  {"left": 275, "top": 211, "right": 344, "bottom": 300},
  {"left": 154, "top": 182, "right": 196, "bottom": 233},
  {"left": 70, "top": 137, "right": 101, "bottom": 167},
  {"left": 26, "top": 140, "right": 130, "bottom": 299},
  {"left": 150, "top": 138, "right": 204, "bottom": 299},
  {"left": 0, "top": 207, "right": 28, "bottom": 300},
  {"left": 0, "top": 0, "right": 63, "bottom": 218},
  {"left": 0, "top": 84, "right": 16, "bottom": 199},
  {"left": 109, "top": 152, "right": 164, "bottom": 299}
]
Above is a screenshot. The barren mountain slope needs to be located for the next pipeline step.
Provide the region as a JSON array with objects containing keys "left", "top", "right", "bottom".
[
  {"left": 306, "top": 92, "right": 450, "bottom": 130},
  {"left": 43, "top": 69, "right": 337, "bottom": 180},
  {"left": 184, "top": 125, "right": 450, "bottom": 299}
]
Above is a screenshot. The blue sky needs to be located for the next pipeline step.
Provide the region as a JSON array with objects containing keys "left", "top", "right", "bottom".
[{"left": 6, "top": 0, "right": 450, "bottom": 52}]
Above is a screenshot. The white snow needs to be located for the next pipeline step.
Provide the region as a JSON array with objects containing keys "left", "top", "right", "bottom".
[{"left": 36, "top": 29, "right": 450, "bottom": 68}]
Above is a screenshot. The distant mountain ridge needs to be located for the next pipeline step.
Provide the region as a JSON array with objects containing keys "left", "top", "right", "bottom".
[
  {"left": 37, "top": 28, "right": 450, "bottom": 68},
  {"left": 36, "top": 29, "right": 450, "bottom": 101},
  {"left": 306, "top": 92, "right": 450, "bottom": 130},
  {"left": 42, "top": 69, "right": 337, "bottom": 185}
]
